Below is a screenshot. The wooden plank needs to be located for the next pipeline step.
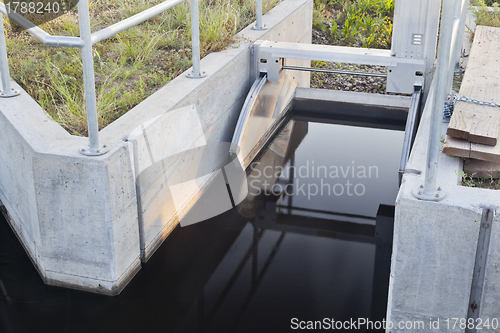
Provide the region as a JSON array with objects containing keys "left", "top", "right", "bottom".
[
  {"left": 443, "top": 135, "right": 471, "bottom": 158},
  {"left": 444, "top": 123, "right": 500, "bottom": 163},
  {"left": 464, "top": 159, "right": 500, "bottom": 178},
  {"left": 446, "top": 26, "right": 500, "bottom": 146},
  {"left": 470, "top": 139, "right": 500, "bottom": 163}
]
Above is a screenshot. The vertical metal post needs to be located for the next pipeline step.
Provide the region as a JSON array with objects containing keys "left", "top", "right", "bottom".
[
  {"left": 446, "top": 0, "right": 469, "bottom": 91},
  {"left": 412, "top": 0, "right": 458, "bottom": 201},
  {"left": 0, "top": 14, "right": 19, "bottom": 98},
  {"left": 390, "top": 0, "right": 401, "bottom": 57},
  {"left": 252, "top": 0, "right": 267, "bottom": 30},
  {"left": 78, "top": 0, "right": 108, "bottom": 155},
  {"left": 187, "top": 0, "right": 206, "bottom": 78}
]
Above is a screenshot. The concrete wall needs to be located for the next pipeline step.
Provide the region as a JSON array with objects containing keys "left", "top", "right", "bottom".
[
  {"left": 387, "top": 83, "right": 500, "bottom": 331},
  {"left": 120, "top": 0, "right": 312, "bottom": 262},
  {"left": 0, "top": 0, "right": 312, "bottom": 294},
  {"left": 0, "top": 88, "right": 141, "bottom": 294}
]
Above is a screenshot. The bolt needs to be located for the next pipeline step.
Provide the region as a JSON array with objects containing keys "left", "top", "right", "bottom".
[
  {"left": 418, "top": 191, "right": 422, "bottom": 195},
  {"left": 438, "top": 187, "right": 441, "bottom": 191},
  {"left": 420, "top": 185, "right": 423, "bottom": 188},
  {"left": 435, "top": 194, "right": 439, "bottom": 198},
  {"left": 470, "top": 301, "right": 478, "bottom": 312}
]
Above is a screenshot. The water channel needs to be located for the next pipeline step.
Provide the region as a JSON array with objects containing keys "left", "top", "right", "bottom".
[{"left": 0, "top": 106, "right": 405, "bottom": 333}]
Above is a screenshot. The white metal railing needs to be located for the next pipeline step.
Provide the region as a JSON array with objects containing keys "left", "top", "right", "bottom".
[
  {"left": 0, "top": 0, "right": 266, "bottom": 155},
  {"left": 412, "top": 0, "right": 469, "bottom": 201}
]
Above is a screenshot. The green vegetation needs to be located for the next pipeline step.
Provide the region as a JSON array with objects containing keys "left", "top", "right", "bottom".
[
  {"left": 313, "top": 0, "right": 394, "bottom": 49},
  {"left": 471, "top": 0, "right": 499, "bottom": 6},
  {"left": 311, "top": 0, "right": 393, "bottom": 93},
  {"left": 457, "top": 170, "right": 500, "bottom": 189},
  {"left": 472, "top": 0, "right": 500, "bottom": 28},
  {"left": 5, "top": 0, "right": 280, "bottom": 136}
]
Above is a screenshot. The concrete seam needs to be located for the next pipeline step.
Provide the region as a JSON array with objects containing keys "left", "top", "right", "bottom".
[
  {"left": 45, "top": 269, "right": 115, "bottom": 283},
  {"left": 103, "top": 162, "right": 118, "bottom": 282},
  {"left": 130, "top": 138, "right": 146, "bottom": 261}
]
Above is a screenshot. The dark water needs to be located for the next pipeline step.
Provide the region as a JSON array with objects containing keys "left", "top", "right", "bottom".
[{"left": 0, "top": 114, "right": 403, "bottom": 333}]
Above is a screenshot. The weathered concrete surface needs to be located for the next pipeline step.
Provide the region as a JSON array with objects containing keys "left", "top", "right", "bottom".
[
  {"left": 0, "top": 0, "right": 312, "bottom": 294},
  {"left": 387, "top": 82, "right": 500, "bottom": 332}
]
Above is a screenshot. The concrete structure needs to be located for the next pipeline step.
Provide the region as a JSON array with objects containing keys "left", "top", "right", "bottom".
[
  {"left": 387, "top": 80, "right": 500, "bottom": 331},
  {"left": 0, "top": 0, "right": 312, "bottom": 295}
]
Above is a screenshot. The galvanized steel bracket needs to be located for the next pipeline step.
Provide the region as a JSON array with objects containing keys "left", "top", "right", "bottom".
[
  {"left": 412, "top": 184, "right": 446, "bottom": 201},
  {"left": 252, "top": 40, "right": 426, "bottom": 94},
  {"left": 186, "top": 71, "right": 207, "bottom": 79},
  {"left": 80, "top": 144, "right": 110, "bottom": 156},
  {"left": 0, "top": 87, "right": 20, "bottom": 98}
]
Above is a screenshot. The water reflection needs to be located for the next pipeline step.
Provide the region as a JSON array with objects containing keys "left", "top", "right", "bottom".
[{"left": 0, "top": 110, "right": 402, "bottom": 333}]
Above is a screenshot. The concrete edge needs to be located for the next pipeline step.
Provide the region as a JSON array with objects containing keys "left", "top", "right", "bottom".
[{"left": 295, "top": 87, "right": 412, "bottom": 109}]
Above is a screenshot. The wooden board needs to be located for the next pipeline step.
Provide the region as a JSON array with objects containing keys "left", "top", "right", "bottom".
[
  {"left": 443, "top": 126, "right": 500, "bottom": 163},
  {"left": 446, "top": 26, "right": 500, "bottom": 146},
  {"left": 470, "top": 139, "right": 500, "bottom": 163},
  {"left": 464, "top": 159, "right": 500, "bottom": 178},
  {"left": 443, "top": 135, "right": 471, "bottom": 158}
]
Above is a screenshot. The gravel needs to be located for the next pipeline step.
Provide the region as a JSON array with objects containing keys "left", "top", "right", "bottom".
[{"left": 310, "top": 28, "right": 388, "bottom": 94}]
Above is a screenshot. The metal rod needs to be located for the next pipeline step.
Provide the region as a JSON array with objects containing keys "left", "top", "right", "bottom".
[
  {"left": 187, "top": 0, "right": 205, "bottom": 78},
  {"left": 91, "top": 0, "right": 185, "bottom": 45},
  {"left": 78, "top": 0, "right": 107, "bottom": 155},
  {"left": 44, "top": 36, "right": 85, "bottom": 48},
  {"left": 0, "top": 3, "right": 83, "bottom": 48},
  {"left": 415, "top": 0, "right": 456, "bottom": 201},
  {"left": 390, "top": 0, "right": 402, "bottom": 57},
  {"left": 446, "top": 0, "right": 469, "bottom": 91},
  {"left": 252, "top": 0, "right": 266, "bottom": 30},
  {"left": 282, "top": 65, "right": 387, "bottom": 78},
  {"left": 191, "top": 0, "right": 200, "bottom": 75},
  {"left": 399, "top": 85, "right": 422, "bottom": 185},
  {"left": 0, "top": 14, "right": 13, "bottom": 96}
]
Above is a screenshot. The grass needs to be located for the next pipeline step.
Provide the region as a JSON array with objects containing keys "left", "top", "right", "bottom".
[
  {"left": 472, "top": 0, "right": 500, "bottom": 28},
  {"left": 457, "top": 170, "right": 500, "bottom": 189},
  {"left": 471, "top": 0, "right": 500, "bottom": 6},
  {"left": 311, "top": 0, "right": 393, "bottom": 93},
  {"left": 5, "top": 0, "right": 280, "bottom": 136},
  {"left": 313, "top": 0, "right": 394, "bottom": 49}
]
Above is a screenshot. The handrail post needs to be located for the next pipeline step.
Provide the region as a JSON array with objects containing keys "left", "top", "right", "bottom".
[
  {"left": 446, "top": 0, "right": 469, "bottom": 91},
  {"left": 78, "top": 0, "right": 109, "bottom": 156},
  {"left": 252, "top": 0, "right": 267, "bottom": 30},
  {"left": 187, "top": 0, "right": 206, "bottom": 78},
  {"left": 0, "top": 14, "right": 19, "bottom": 98},
  {"left": 412, "top": 0, "right": 463, "bottom": 201}
]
